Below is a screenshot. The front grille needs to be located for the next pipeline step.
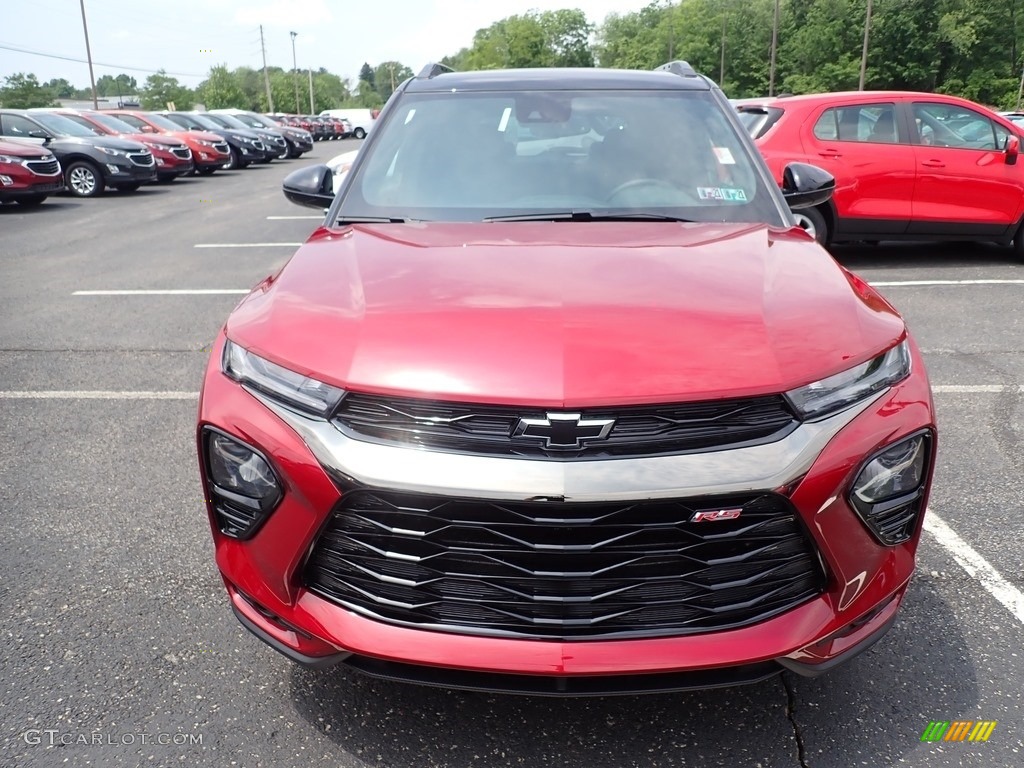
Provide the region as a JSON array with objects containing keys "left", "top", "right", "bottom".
[
  {"left": 253, "top": 140, "right": 265, "bottom": 151},
  {"left": 127, "top": 152, "right": 154, "bottom": 167},
  {"left": 270, "top": 136, "right": 286, "bottom": 146},
  {"left": 304, "top": 489, "right": 824, "bottom": 640},
  {"left": 332, "top": 393, "right": 798, "bottom": 459},
  {"left": 171, "top": 147, "right": 191, "bottom": 159},
  {"left": 213, "top": 142, "right": 229, "bottom": 154},
  {"left": 25, "top": 158, "right": 60, "bottom": 175}
]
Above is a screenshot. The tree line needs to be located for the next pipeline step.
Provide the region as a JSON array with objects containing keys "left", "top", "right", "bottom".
[{"left": 3, "top": 1, "right": 1024, "bottom": 112}]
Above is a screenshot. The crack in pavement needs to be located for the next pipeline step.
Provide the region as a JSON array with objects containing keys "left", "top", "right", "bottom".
[{"left": 782, "top": 674, "right": 809, "bottom": 768}]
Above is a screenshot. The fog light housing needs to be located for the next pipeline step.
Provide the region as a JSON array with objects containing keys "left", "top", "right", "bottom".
[
  {"left": 850, "top": 431, "right": 933, "bottom": 545},
  {"left": 203, "top": 428, "right": 282, "bottom": 538},
  {"left": 0, "top": 174, "right": 13, "bottom": 186},
  {"left": 106, "top": 164, "right": 121, "bottom": 174}
]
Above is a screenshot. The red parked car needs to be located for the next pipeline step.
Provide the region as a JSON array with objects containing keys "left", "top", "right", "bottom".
[
  {"left": 109, "top": 110, "right": 230, "bottom": 175},
  {"left": 0, "top": 139, "right": 64, "bottom": 206},
  {"left": 47, "top": 109, "right": 194, "bottom": 182},
  {"left": 737, "top": 90, "right": 1024, "bottom": 255},
  {"left": 198, "top": 63, "right": 936, "bottom": 694}
]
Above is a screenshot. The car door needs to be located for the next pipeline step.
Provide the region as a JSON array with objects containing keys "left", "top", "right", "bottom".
[
  {"left": 0, "top": 113, "right": 50, "bottom": 147},
  {"left": 908, "top": 101, "right": 1023, "bottom": 235},
  {"left": 800, "top": 101, "right": 916, "bottom": 236}
]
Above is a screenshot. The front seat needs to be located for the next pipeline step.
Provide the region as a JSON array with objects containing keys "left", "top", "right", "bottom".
[{"left": 869, "top": 111, "right": 897, "bottom": 143}]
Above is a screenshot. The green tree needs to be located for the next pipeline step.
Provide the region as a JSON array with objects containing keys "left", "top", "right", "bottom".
[
  {"left": 140, "top": 70, "right": 194, "bottom": 110},
  {"left": 95, "top": 73, "right": 138, "bottom": 97},
  {"left": 374, "top": 61, "right": 414, "bottom": 101},
  {"left": 359, "top": 62, "right": 376, "bottom": 89},
  {"left": 43, "top": 77, "right": 79, "bottom": 98},
  {"left": 196, "top": 64, "right": 247, "bottom": 108},
  {"left": 0, "top": 72, "right": 57, "bottom": 108}
]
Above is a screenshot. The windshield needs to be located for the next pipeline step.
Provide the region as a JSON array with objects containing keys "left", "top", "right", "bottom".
[
  {"left": 232, "top": 112, "right": 275, "bottom": 129},
  {"left": 184, "top": 113, "right": 222, "bottom": 131},
  {"left": 140, "top": 113, "right": 184, "bottom": 132},
  {"left": 89, "top": 112, "right": 140, "bottom": 134},
  {"left": 736, "top": 106, "right": 785, "bottom": 139},
  {"left": 33, "top": 112, "right": 101, "bottom": 137},
  {"left": 206, "top": 113, "right": 249, "bottom": 130},
  {"left": 337, "top": 89, "right": 782, "bottom": 225}
]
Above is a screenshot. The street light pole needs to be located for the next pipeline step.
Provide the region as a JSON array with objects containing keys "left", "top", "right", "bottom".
[
  {"left": 308, "top": 68, "right": 314, "bottom": 114},
  {"left": 768, "top": 0, "right": 780, "bottom": 96},
  {"left": 290, "top": 31, "right": 300, "bottom": 113},
  {"left": 78, "top": 0, "right": 99, "bottom": 109},
  {"left": 859, "top": 0, "right": 874, "bottom": 90}
]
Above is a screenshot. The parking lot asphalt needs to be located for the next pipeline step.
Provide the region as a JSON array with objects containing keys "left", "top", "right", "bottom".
[{"left": 1, "top": 143, "right": 1022, "bottom": 768}]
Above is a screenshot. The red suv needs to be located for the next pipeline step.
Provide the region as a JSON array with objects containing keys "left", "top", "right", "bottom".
[
  {"left": 738, "top": 91, "right": 1024, "bottom": 255},
  {"left": 0, "top": 139, "right": 64, "bottom": 206},
  {"left": 110, "top": 110, "right": 230, "bottom": 175},
  {"left": 198, "top": 63, "right": 936, "bottom": 694}
]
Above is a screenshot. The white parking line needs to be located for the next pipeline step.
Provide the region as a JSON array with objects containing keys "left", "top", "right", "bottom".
[
  {"left": 932, "top": 384, "right": 1020, "bottom": 393},
  {"left": 0, "top": 391, "right": 198, "bottom": 400},
  {"left": 266, "top": 215, "right": 322, "bottom": 220},
  {"left": 869, "top": 279, "right": 1024, "bottom": 287},
  {"left": 73, "top": 290, "right": 250, "bottom": 296},
  {"left": 193, "top": 243, "right": 302, "bottom": 248},
  {"left": 925, "top": 510, "right": 1024, "bottom": 625}
]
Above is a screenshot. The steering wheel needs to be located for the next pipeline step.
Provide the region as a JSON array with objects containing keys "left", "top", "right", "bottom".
[{"left": 605, "top": 178, "right": 685, "bottom": 204}]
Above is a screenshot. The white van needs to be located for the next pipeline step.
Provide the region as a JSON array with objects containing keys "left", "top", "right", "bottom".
[{"left": 319, "top": 109, "right": 377, "bottom": 139}]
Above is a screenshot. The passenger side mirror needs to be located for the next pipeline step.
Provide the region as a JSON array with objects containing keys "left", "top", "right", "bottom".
[
  {"left": 782, "top": 162, "right": 835, "bottom": 210},
  {"left": 1005, "top": 135, "right": 1019, "bottom": 165},
  {"left": 282, "top": 164, "right": 335, "bottom": 209},
  {"left": 28, "top": 130, "right": 50, "bottom": 141}
]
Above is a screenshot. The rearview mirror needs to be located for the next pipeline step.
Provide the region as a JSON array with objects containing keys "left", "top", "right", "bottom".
[
  {"left": 1005, "top": 134, "right": 1019, "bottom": 165},
  {"left": 782, "top": 162, "right": 835, "bottom": 210},
  {"left": 282, "top": 164, "right": 335, "bottom": 209}
]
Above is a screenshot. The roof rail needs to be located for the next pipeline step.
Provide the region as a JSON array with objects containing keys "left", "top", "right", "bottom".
[
  {"left": 655, "top": 60, "right": 698, "bottom": 78},
  {"left": 417, "top": 62, "right": 454, "bottom": 79}
]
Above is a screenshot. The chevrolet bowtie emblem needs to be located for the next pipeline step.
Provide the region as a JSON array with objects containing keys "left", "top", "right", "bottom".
[{"left": 514, "top": 412, "right": 616, "bottom": 449}]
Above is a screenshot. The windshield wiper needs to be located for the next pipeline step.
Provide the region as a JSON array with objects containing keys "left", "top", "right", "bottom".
[
  {"left": 483, "top": 211, "right": 693, "bottom": 223},
  {"left": 335, "top": 216, "right": 409, "bottom": 224}
]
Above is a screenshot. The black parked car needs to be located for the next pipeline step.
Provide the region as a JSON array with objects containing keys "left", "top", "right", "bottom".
[
  {"left": 211, "top": 109, "right": 314, "bottom": 159},
  {"left": 200, "top": 112, "right": 289, "bottom": 159},
  {"left": 0, "top": 109, "right": 156, "bottom": 197},
  {"left": 161, "top": 112, "right": 270, "bottom": 170}
]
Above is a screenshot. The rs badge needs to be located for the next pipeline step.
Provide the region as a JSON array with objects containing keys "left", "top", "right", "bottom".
[{"left": 691, "top": 508, "right": 743, "bottom": 523}]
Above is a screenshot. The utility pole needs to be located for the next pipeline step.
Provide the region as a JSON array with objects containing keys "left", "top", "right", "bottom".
[
  {"left": 260, "top": 25, "right": 274, "bottom": 112},
  {"left": 720, "top": 7, "right": 727, "bottom": 85},
  {"left": 859, "top": 0, "right": 874, "bottom": 90},
  {"left": 768, "top": 0, "right": 780, "bottom": 96},
  {"left": 78, "top": 0, "right": 99, "bottom": 109},
  {"left": 290, "top": 31, "right": 300, "bottom": 113},
  {"left": 308, "top": 68, "right": 314, "bottom": 114}
]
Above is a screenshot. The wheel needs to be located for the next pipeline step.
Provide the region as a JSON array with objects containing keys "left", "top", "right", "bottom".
[
  {"left": 794, "top": 206, "right": 830, "bottom": 246},
  {"left": 286, "top": 144, "right": 302, "bottom": 159},
  {"left": 115, "top": 182, "right": 142, "bottom": 192},
  {"left": 15, "top": 194, "right": 47, "bottom": 207},
  {"left": 223, "top": 147, "right": 242, "bottom": 170},
  {"left": 65, "top": 160, "right": 103, "bottom": 197},
  {"left": 353, "top": 127, "right": 366, "bottom": 140},
  {"left": 276, "top": 146, "right": 289, "bottom": 160},
  {"left": 1013, "top": 222, "right": 1024, "bottom": 262}
]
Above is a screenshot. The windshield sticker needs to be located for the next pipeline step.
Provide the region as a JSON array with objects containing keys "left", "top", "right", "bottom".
[
  {"left": 498, "top": 107, "right": 512, "bottom": 133},
  {"left": 712, "top": 147, "right": 736, "bottom": 164},
  {"left": 698, "top": 187, "right": 748, "bottom": 202}
]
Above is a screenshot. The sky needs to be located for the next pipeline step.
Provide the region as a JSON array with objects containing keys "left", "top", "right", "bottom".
[{"left": 0, "top": 0, "right": 656, "bottom": 90}]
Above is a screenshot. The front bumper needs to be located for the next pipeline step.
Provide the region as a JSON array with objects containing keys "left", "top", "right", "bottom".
[
  {"left": 198, "top": 333, "right": 936, "bottom": 692},
  {"left": 102, "top": 158, "right": 157, "bottom": 184}
]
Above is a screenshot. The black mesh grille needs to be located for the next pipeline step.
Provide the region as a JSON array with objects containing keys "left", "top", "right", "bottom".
[
  {"left": 127, "top": 152, "right": 154, "bottom": 166},
  {"left": 304, "top": 490, "right": 824, "bottom": 639},
  {"left": 26, "top": 158, "right": 60, "bottom": 175},
  {"left": 332, "top": 393, "right": 797, "bottom": 460},
  {"left": 171, "top": 147, "right": 191, "bottom": 159}
]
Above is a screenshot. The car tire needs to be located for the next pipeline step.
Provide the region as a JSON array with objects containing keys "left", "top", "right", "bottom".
[
  {"left": 794, "top": 206, "right": 829, "bottom": 246},
  {"left": 15, "top": 194, "right": 48, "bottom": 207},
  {"left": 353, "top": 127, "right": 366, "bottom": 140},
  {"left": 223, "top": 147, "right": 242, "bottom": 171},
  {"left": 1012, "top": 222, "right": 1024, "bottom": 262},
  {"left": 115, "top": 183, "right": 142, "bottom": 192},
  {"left": 287, "top": 145, "right": 302, "bottom": 159},
  {"left": 65, "top": 160, "right": 104, "bottom": 197}
]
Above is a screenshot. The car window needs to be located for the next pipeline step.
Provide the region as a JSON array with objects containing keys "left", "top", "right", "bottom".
[
  {"left": 1, "top": 113, "right": 42, "bottom": 137},
  {"left": 114, "top": 114, "right": 147, "bottom": 130},
  {"left": 339, "top": 89, "right": 782, "bottom": 225},
  {"left": 813, "top": 104, "right": 900, "bottom": 144},
  {"left": 736, "top": 106, "right": 784, "bottom": 139},
  {"left": 913, "top": 103, "right": 1003, "bottom": 150}
]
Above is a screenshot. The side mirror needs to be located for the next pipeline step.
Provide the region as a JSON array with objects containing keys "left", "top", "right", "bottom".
[
  {"left": 283, "top": 164, "right": 335, "bottom": 209},
  {"left": 28, "top": 130, "right": 50, "bottom": 141},
  {"left": 782, "top": 162, "right": 835, "bottom": 210},
  {"left": 1005, "top": 135, "right": 1019, "bottom": 165}
]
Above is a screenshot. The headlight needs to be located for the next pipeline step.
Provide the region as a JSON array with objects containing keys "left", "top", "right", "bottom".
[
  {"left": 96, "top": 146, "right": 128, "bottom": 158},
  {"left": 196, "top": 139, "right": 217, "bottom": 148},
  {"left": 0, "top": 154, "right": 21, "bottom": 164},
  {"left": 222, "top": 340, "right": 345, "bottom": 417},
  {"left": 785, "top": 340, "right": 911, "bottom": 420},
  {"left": 142, "top": 141, "right": 166, "bottom": 151},
  {"left": 853, "top": 435, "right": 927, "bottom": 505}
]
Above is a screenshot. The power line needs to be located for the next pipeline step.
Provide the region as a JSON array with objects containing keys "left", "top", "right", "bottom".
[{"left": 0, "top": 42, "right": 204, "bottom": 78}]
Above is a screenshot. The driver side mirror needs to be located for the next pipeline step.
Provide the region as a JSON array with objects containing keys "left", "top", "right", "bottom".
[
  {"left": 782, "top": 162, "right": 835, "bottom": 210},
  {"left": 28, "top": 130, "right": 50, "bottom": 141},
  {"left": 282, "top": 164, "right": 335, "bottom": 209},
  {"left": 1005, "top": 134, "right": 1019, "bottom": 165}
]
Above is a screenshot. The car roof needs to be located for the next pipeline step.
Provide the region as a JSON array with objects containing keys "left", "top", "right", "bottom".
[
  {"left": 404, "top": 67, "right": 712, "bottom": 93},
  {"left": 737, "top": 91, "right": 997, "bottom": 109}
]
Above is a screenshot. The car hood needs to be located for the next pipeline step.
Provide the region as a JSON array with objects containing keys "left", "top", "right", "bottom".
[
  {"left": 0, "top": 139, "right": 52, "bottom": 157},
  {"left": 128, "top": 133, "right": 181, "bottom": 147},
  {"left": 54, "top": 135, "right": 147, "bottom": 151},
  {"left": 226, "top": 222, "right": 905, "bottom": 406}
]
